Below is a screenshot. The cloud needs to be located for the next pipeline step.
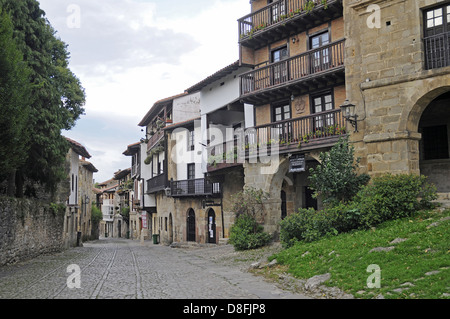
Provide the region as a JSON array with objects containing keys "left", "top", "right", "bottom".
[
  {"left": 40, "top": 0, "right": 251, "bottom": 181},
  {"left": 42, "top": 0, "right": 199, "bottom": 77},
  {"left": 63, "top": 110, "right": 143, "bottom": 183}
]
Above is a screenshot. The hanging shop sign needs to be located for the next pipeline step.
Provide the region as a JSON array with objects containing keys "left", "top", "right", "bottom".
[{"left": 289, "top": 154, "right": 306, "bottom": 173}]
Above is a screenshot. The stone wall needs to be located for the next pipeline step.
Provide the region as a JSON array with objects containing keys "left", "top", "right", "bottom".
[
  {"left": 0, "top": 196, "right": 65, "bottom": 266},
  {"left": 344, "top": 0, "right": 450, "bottom": 190}
]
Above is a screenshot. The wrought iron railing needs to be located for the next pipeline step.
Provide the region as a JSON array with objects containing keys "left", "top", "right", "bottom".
[
  {"left": 170, "top": 178, "right": 221, "bottom": 197},
  {"left": 424, "top": 32, "right": 450, "bottom": 70}
]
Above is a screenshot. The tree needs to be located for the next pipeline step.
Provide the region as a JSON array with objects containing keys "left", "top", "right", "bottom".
[
  {"left": 0, "top": 8, "right": 31, "bottom": 195},
  {"left": 0, "top": 0, "right": 86, "bottom": 195},
  {"left": 231, "top": 187, "right": 269, "bottom": 224},
  {"left": 308, "top": 137, "right": 370, "bottom": 204}
]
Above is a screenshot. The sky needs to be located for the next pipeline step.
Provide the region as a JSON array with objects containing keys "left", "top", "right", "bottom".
[{"left": 38, "top": 0, "right": 250, "bottom": 183}]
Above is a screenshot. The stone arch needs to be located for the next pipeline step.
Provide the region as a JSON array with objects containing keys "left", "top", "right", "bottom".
[
  {"left": 416, "top": 90, "right": 450, "bottom": 193},
  {"left": 266, "top": 157, "right": 290, "bottom": 198},
  {"left": 402, "top": 83, "right": 450, "bottom": 133},
  {"left": 186, "top": 208, "right": 196, "bottom": 242}
]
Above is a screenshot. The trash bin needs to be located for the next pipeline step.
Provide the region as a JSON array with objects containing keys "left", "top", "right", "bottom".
[
  {"left": 152, "top": 234, "right": 159, "bottom": 244},
  {"left": 126, "top": 231, "right": 130, "bottom": 239}
]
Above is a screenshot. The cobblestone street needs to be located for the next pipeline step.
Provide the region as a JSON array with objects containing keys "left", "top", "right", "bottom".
[{"left": 0, "top": 238, "right": 309, "bottom": 299}]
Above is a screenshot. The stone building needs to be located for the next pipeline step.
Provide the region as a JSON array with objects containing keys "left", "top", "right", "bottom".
[
  {"left": 123, "top": 0, "right": 449, "bottom": 245},
  {"left": 237, "top": 0, "right": 348, "bottom": 235},
  {"left": 113, "top": 168, "right": 132, "bottom": 238},
  {"left": 123, "top": 142, "right": 154, "bottom": 240},
  {"left": 137, "top": 92, "right": 202, "bottom": 244},
  {"left": 64, "top": 137, "right": 97, "bottom": 247},
  {"left": 78, "top": 158, "right": 98, "bottom": 242},
  {"left": 97, "top": 178, "right": 118, "bottom": 238},
  {"left": 343, "top": 0, "right": 450, "bottom": 201},
  {"left": 184, "top": 61, "right": 253, "bottom": 242}
]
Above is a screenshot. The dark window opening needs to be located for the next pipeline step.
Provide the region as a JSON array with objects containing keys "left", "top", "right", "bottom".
[
  {"left": 187, "top": 129, "right": 195, "bottom": 151},
  {"left": 422, "top": 125, "right": 449, "bottom": 160}
]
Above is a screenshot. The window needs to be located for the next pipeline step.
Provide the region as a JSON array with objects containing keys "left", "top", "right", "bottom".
[
  {"left": 272, "top": 102, "right": 291, "bottom": 140},
  {"left": 187, "top": 163, "right": 195, "bottom": 180},
  {"left": 425, "top": 5, "right": 450, "bottom": 36},
  {"left": 310, "top": 31, "right": 330, "bottom": 71},
  {"left": 424, "top": 4, "right": 450, "bottom": 69},
  {"left": 271, "top": 46, "right": 288, "bottom": 85},
  {"left": 422, "top": 125, "right": 449, "bottom": 160},
  {"left": 271, "top": 46, "right": 288, "bottom": 63},
  {"left": 187, "top": 129, "right": 195, "bottom": 151},
  {"left": 157, "top": 161, "right": 161, "bottom": 176},
  {"left": 272, "top": 102, "right": 291, "bottom": 122},
  {"left": 311, "top": 91, "right": 335, "bottom": 128},
  {"left": 269, "top": 0, "right": 285, "bottom": 23},
  {"left": 187, "top": 163, "right": 196, "bottom": 194},
  {"left": 160, "top": 159, "right": 164, "bottom": 175}
]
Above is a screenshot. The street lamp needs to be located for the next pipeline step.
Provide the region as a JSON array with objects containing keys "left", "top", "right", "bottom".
[{"left": 340, "top": 99, "right": 358, "bottom": 132}]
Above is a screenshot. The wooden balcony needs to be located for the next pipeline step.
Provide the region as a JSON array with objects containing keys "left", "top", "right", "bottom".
[
  {"left": 207, "top": 139, "right": 243, "bottom": 173},
  {"left": 146, "top": 173, "right": 167, "bottom": 194},
  {"left": 170, "top": 178, "right": 221, "bottom": 198},
  {"left": 239, "top": 0, "right": 343, "bottom": 49},
  {"left": 424, "top": 31, "right": 450, "bottom": 70},
  {"left": 248, "top": 108, "right": 346, "bottom": 154},
  {"left": 146, "top": 130, "right": 164, "bottom": 151},
  {"left": 206, "top": 109, "right": 347, "bottom": 169},
  {"left": 240, "top": 39, "right": 345, "bottom": 105}
]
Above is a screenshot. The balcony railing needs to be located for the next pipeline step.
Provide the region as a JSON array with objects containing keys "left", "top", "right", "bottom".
[
  {"left": 206, "top": 109, "right": 346, "bottom": 167},
  {"left": 207, "top": 138, "right": 243, "bottom": 172},
  {"left": 170, "top": 178, "right": 221, "bottom": 197},
  {"left": 239, "top": 0, "right": 342, "bottom": 46},
  {"left": 424, "top": 32, "right": 450, "bottom": 70},
  {"left": 102, "top": 199, "right": 114, "bottom": 206},
  {"left": 146, "top": 173, "right": 167, "bottom": 194},
  {"left": 248, "top": 109, "right": 345, "bottom": 150},
  {"left": 240, "top": 39, "right": 345, "bottom": 97}
]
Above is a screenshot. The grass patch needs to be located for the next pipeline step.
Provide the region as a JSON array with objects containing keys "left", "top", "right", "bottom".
[{"left": 271, "top": 209, "right": 450, "bottom": 299}]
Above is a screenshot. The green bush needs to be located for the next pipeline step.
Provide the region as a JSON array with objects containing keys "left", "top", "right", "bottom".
[
  {"left": 279, "top": 203, "right": 356, "bottom": 247},
  {"left": 354, "top": 174, "right": 437, "bottom": 228},
  {"left": 91, "top": 204, "right": 103, "bottom": 223},
  {"left": 229, "top": 215, "right": 272, "bottom": 251},
  {"left": 280, "top": 174, "right": 437, "bottom": 248}
]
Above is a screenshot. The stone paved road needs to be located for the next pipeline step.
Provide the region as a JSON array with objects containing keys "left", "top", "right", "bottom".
[{"left": 0, "top": 238, "right": 310, "bottom": 299}]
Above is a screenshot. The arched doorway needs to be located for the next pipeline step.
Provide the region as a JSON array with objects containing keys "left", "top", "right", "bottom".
[
  {"left": 280, "top": 190, "right": 287, "bottom": 220},
  {"left": 207, "top": 209, "right": 216, "bottom": 244},
  {"left": 186, "top": 209, "right": 196, "bottom": 242},
  {"left": 418, "top": 91, "right": 450, "bottom": 193}
]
